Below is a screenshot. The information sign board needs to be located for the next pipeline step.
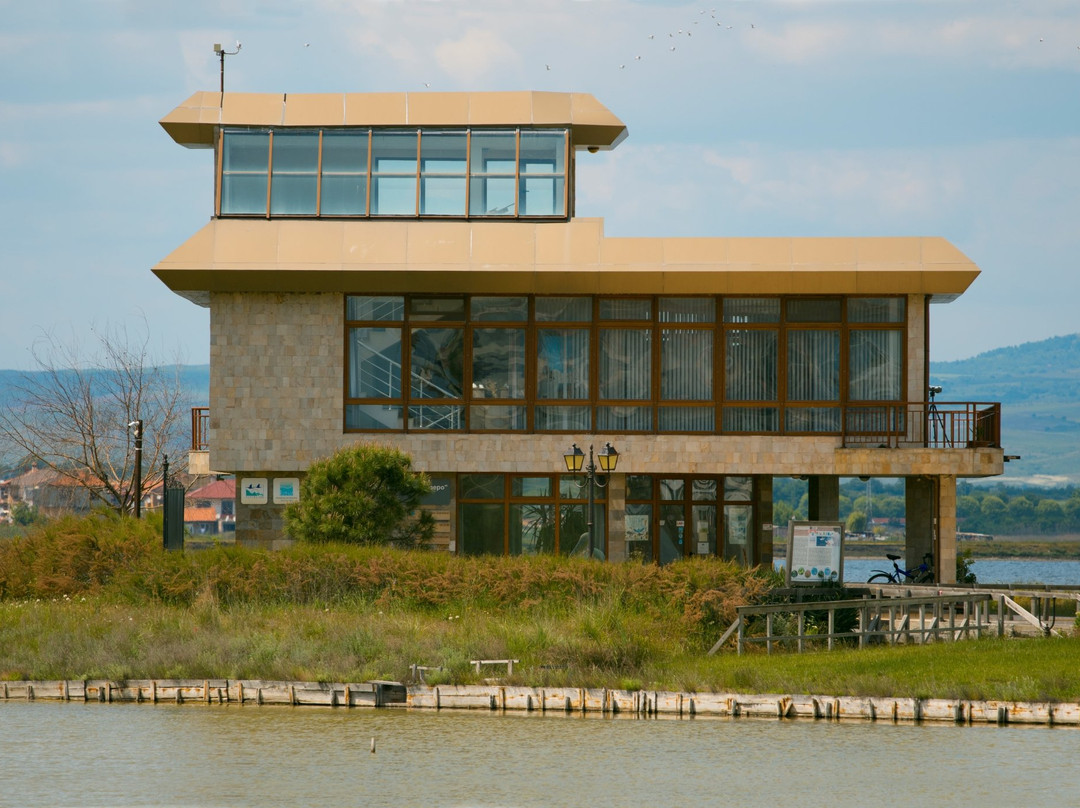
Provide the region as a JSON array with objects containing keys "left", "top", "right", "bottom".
[{"left": 786, "top": 521, "right": 844, "bottom": 585}]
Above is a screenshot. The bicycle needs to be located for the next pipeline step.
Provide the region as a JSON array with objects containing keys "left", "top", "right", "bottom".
[{"left": 867, "top": 552, "right": 934, "bottom": 584}]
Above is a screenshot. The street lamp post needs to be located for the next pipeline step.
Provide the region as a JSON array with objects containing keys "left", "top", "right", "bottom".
[
  {"left": 128, "top": 419, "right": 143, "bottom": 519},
  {"left": 563, "top": 442, "right": 619, "bottom": 559}
]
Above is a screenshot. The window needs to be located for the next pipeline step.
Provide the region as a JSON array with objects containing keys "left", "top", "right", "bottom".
[
  {"left": 220, "top": 131, "right": 269, "bottom": 214},
  {"left": 458, "top": 473, "right": 605, "bottom": 557},
  {"left": 321, "top": 131, "right": 368, "bottom": 215},
  {"left": 270, "top": 131, "right": 319, "bottom": 215},
  {"left": 625, "top": 475, "right": 755, "bottom": 565},
  {"left": 343, "top": 294, "right": 907, "bottom": 435},
  {"left": 220, "top": 127, "right": 568, "bottom": 220}
]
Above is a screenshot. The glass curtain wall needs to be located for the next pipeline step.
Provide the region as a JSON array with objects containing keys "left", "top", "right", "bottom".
[
  {"left": 344, "top": 294, "right": 906, "bottom": 434},
  {"left": 220, "top": 128, "right": 567, "bottom": 218}
]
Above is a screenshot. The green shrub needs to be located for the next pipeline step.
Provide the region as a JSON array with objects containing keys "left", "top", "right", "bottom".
[{"left": 283, "top": 444, "right": 435, "bottom": 547}]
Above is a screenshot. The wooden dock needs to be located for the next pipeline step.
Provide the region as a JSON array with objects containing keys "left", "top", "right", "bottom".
[{"left": 2, "top": 679, "right": 1077, "bottom": 728}]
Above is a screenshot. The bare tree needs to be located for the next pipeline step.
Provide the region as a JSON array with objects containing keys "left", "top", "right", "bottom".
[{"left": 0, "top": 321, "right": 191, "bottom": 515}]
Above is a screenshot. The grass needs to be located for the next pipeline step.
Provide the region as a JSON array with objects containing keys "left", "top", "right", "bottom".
[{"left": 1, "top": 512, "right": 1078, "bottom": 702}]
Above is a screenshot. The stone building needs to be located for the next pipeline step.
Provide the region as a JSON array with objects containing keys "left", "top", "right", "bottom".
[{"left": 153, "top": 90, "right": 1003, "bottom": 581}]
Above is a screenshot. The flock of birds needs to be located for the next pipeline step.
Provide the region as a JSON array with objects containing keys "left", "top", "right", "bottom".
[
  {"left": 287, "top": 7, "right": 1080, "bottom": 91},
  {"left": 546, "top": 8, "right": 755, "bottom": 74}
]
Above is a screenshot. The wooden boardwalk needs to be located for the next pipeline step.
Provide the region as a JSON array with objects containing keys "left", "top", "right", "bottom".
[{"left": 2, "top": 679, "right": 1077, "bottom": 728}]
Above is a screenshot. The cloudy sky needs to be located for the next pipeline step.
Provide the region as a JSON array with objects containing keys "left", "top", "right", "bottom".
[{"left": 2, "top": 0, "right": 1079, "bottom": 371}]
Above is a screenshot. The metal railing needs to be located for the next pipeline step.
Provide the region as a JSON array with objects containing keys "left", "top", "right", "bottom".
[
  {"left": 191, "top": 407, "right": 209, "bottom": 451},
  {"left": 191, "top": 396, "right": 1000, "bottom": 448},
  {"left": 711, "top": 591, "right": 995, "bottom": 655},
  {"left": 841, "top": 401, "right": 1000, "bottom": 449}
]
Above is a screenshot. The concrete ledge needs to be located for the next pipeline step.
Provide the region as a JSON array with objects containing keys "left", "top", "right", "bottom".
[{"left": 3, "top": 680, "right": 1075, "bottom": 727}]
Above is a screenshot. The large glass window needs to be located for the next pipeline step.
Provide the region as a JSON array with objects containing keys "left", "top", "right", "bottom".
[
  {"left": 849, "top": 329, "right": 903, "bottom": 401},
  {"left": 321, "top": 131, "right": 368, "bottom": 215},
  {"left": 410, "top": 328, "right": 464, "bottom": 399},
  {"left": 220, "top": 131, "right": 269, "bottom": 214},
  {"left": 518, "top": 132, "right": 566, "bottom": 216},
  {"left": 625, "top": 475, "right": 754, "bottom": 565},
  {"left": 270, "top": 131, "right": 319, "bottom": 215},
  {"left": 343, "top": 294, "right": 907, "bottom": 435},
  {"left": 472, "top": 328, "right": 526, "bottom": 400},
  {"left": 469, "top": 131, "right": 517, "bottom": 216},
  {"left": 371, "top": 131, "right": 418, "bottom": 215},
  {"left": 787, "top": 330, "right": 840, "bottom": 401},
  {"left": 459, "top": 474, "right": 605, "bottom": 557},
  {"left": 220, "top": 127, "right": 567, "bottom": 220},
  {"left": 537, "top": 329, "right": 589, "bottom": 400},
  {"left": 599, "top": 329, "right": 651, "bottom": 400},
  {"left": 420, "top": 132, "right": 467, "bottom": 215}
]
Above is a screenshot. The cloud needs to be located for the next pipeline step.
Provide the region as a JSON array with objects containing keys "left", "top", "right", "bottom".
[
  {"left": 435, "top": 27, "right": 522, "bottom": 84},
  {"left": 744, "top": 21, "right": 851, "bottom": 64}
]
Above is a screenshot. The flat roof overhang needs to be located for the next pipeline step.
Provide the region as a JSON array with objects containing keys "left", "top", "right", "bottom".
[
  {"left": 160, "top": 91, "right": 628, "bottom": 151},
  {"left": 153, "top": 219, "right": 981, "bottom": 307}
]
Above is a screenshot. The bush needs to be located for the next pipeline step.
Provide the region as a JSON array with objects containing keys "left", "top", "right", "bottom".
[
  {"left": 11, "top": 502, "right": 45, "bottom": 527},
  {"left": 283, "top": 444, "right": 435, "bottom": 547}
]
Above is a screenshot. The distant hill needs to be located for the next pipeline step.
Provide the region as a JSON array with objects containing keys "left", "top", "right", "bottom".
[
  {"left": 0, "top": 365, "right": 210, "bottom": 411},
  {"left": 931, "top": 334, "right": 1080, "bottom": 481}
]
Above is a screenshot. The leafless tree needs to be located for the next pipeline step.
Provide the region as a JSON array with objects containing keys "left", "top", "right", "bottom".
[{"left": 0, "top": 321, "right": 191, "bottom": 515}]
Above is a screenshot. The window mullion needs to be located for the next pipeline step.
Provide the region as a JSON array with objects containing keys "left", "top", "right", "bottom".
[{"left": 264, "top": 130, "right": 274, "bottom": 219}]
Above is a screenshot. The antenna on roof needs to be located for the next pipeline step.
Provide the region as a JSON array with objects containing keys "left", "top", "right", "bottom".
[{"left": 213, "top": 41, "right": 242, "bottom": 104}]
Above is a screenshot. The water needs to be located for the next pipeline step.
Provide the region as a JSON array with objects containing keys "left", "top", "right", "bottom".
[
  {"left": 1, "top": 701, "right": 1078, "bottom": 807},
  {"left": 778, "top": 557, "right": 1080, "bottom": 586}
]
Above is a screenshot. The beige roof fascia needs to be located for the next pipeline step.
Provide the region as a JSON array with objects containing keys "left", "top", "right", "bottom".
[
  {"left": 152, "top": 219, "right": 980, "bottom": 307},
  {"left": 160, "top": 91, "right": 628, "bottom": 151}
]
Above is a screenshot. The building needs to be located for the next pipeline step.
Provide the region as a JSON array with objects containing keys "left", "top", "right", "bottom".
[
  {"left": 184, "top": 477, "right": 236, "bottom": 535},
  {"left": 153, "top": 90, "right": 1004, "bottom": 582}
]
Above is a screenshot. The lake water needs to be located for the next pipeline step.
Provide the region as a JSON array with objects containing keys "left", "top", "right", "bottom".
[
  {"left": 780, "top": 557, "right": 1080, "bottom": 586},
  {"left": 2, "top": 701, "right": 1078, "bottom": 807}
]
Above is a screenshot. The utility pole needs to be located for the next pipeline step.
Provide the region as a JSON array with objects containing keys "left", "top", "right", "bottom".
[{"left": 129, "top": 419, "right": 143, "bottom": 518}]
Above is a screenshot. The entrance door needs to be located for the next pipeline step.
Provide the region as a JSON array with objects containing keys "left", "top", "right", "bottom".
[{"left": 625, "top": 474, "right": 753, "bottom": 565}]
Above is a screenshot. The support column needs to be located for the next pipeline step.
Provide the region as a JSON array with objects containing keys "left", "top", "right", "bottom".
[
  {"left": 905, "top": 476, "right": 937, "bottom": 577},
  {"left": 807, "top": 476, "right": 840, "bottom": 522},
  {"left": 937, "top": 475, "right": 957, "bottom": 584},
  {"left": 754, "top": 476, "right": 773, "bottom": 567}
]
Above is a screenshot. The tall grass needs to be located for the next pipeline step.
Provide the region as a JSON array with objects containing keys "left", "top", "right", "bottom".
[
  {"left": 3, "top": 513, "right": 1077, "bottom": 701},
  {"left": 0, "top": 512, "right": 775, "bottom": 685}
]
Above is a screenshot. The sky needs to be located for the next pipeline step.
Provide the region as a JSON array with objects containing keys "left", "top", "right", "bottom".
[{"left": 2, "top": 0, "right": 1079, "bottom": 372}]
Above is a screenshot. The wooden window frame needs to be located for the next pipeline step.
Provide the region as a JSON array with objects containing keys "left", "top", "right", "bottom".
[{"left": 343, "top": 294, "right": 908, "bottom": 436}]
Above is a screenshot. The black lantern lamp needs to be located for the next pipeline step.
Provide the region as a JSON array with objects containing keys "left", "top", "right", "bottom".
[{"left": 563, "top": 442, "right": 619, "bottom": 560}]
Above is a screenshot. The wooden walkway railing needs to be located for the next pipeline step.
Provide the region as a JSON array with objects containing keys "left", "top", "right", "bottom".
[
  {"left": 710, "top": 583, "right": 1078, "bottom": 655},
  {"left": 710, "top": 592, "right": 994, "bottom": 655}
]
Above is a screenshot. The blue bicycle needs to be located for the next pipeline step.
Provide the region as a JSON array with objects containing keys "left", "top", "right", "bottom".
[{"left": 867, "top": 552, "right": 934, "bottom": 584}]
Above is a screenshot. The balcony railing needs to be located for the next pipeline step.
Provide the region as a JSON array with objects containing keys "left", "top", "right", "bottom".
[
  {"left": 191, "top": 406, "right": 209, "bottom": 451},
  {"left": 190, "top": 401, "right": 1001, "bottom": 450},
  {"left": 841, "top": 402, "right": 1001, "bottom": 449}
]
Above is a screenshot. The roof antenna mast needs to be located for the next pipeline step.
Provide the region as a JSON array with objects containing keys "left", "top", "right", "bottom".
[{"left": 213, "top": 41, "right": 242, "bottom": 103}]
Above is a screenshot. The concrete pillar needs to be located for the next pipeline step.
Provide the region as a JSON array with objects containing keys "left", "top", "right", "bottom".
[
  {"left": 606, "top": 474, "right": 627, "bottom": 563},
  {"left": 937, "top": 475, "right": 957, "bottom": 584},
  {"left": 754, "top": 476, "right": 773, "bottom": 567},
  {"left": 807, "top": 475, "right": 840, "bottom": 522},
  {"left": 904, "top": 476, "right": 936, "bottom": 576}
]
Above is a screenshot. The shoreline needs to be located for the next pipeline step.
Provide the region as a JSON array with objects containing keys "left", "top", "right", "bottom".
[{"left": 2, "top": 678, "right": 1075, "bottom": 728}]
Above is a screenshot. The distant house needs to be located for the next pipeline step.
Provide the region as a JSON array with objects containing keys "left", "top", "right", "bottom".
[
  {"left": 185, "top": 478, "right": 235, "bottom": 535},
  {"left": 5, "top": 465, "right": 100, "bottom": 516}
]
